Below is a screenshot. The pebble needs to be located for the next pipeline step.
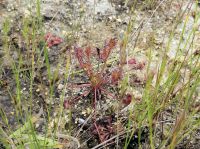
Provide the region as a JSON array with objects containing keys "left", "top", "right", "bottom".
[
  {"left": 58, "top": 84, "right": 64, "bottom": 90},
  {"left": 36, "top": 88, "right": 40, "bottom": 92},
  {"left": 44, "top": 92, "right": 48, "bottom": 96},
  {"left": 75, "top": 118, "right": 79, "bottom": 124},
  {"left": 116, "top": 18, "right": 122, "bottom": 23},
  {"left": 46, "top": 99, "right": 50, "bottom": 104},
  {"left": 86, "top": 107, "right": 91, "bottom": 114},
  {"left": 35, "top": 123, "right": 40, "bottom": 128},
  {"left": 81, "top": 110, "right": 86, "bottom": 116},
  {"left": 78, "top": 118, "right": 85, "bottom": 124},
  {"left": 108, "top": 15, "right": 116, "bottom": 22}
]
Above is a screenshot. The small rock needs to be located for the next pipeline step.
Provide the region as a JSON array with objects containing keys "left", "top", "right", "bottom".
[
  {"left": 78, "top": 118, "right": 85, "bottom": 124},
  {"left": 116, "top": 18, "right": 122, "bottom": 23},
  {"left": 86, "top": 107, "right": 91, "bottom": 114},
  {"left": 58, "top": 84, "right": 64, "bottom": 90},
  {"left": 35, "top": 123, "right": 40, "bottom": 128},
  {"left": 81, "top": 110, "right": 86, "bottom": 116},
  {"left": 44, "top": 92, "right": 48, "bottom": 96},
  {"left": 36, "top": 88, "right": 40, "bottom": 92}
]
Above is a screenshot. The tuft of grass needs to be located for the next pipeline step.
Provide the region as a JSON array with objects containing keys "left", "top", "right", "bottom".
[{"left": 122, "top": 1, "right": 200, "bottom": 149}]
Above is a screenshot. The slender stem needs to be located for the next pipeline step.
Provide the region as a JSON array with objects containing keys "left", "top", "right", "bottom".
[
  {"left": 71, "top": 90, "right": 91, "bottom": 104},
  {"left": 101, "top": 88, "right": 116, "bottom": 99},
  {"left": 94, "top": 122, "right": 103, "bottom": 143},
  {"left": 71, "top": 83, "right": 91, "bottom": 88}
]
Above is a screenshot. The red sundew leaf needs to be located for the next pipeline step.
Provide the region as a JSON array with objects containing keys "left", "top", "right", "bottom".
[
  {"left": 100, "top": 50, "right": 108, "bottom": 61},
  {"left": 75, "top": 47, "right": 84, "bottom": 59},
  {"left": 63, "top": 99, "right": 70, "bottom": 109},
  {"left": 111, "top": 69, "right": 121, "bottom": 84},
  {"left": 82, "top": 63, "right": 93, "bottom": 76},
  {"left": 47, "top": 43, "right": 53, "bottom": 48},
  {"left": 100, "top": 38, "right": 117, "bottom": 62},
  {"left": 44, "top": 33, "right": 51, "bottom": 40},
  {"left": 75, "top": 46, "right": 93, "bottom": 77},
  {"left": 44, "top": 33, "right": 63, "bottom": 48},
  {"left": 128, "top": 58, "right": 137, "bottom": 65},
  {"left": 75, "top": 46, "right": 84, "bottom": 66},
  {"left": 127, "top": 58, "right": 146, "bottom": 70},
  {"left": 131, "top": 62, "right": 146, "bottom": 70},
  {"left": 107, "top": 38, "right": 117, "bottom": 49},
  {"left": 85, "top": 46, "right": 91, "bottom": 60},
  {"left": 122, "top": 94, "right": 132, "bottom": 105},
  {"left": 136, "top": 62, "right": 146, "bottom": 70},
  {"left": 90, "top": 116, "right": 114, "bottom": 142}
]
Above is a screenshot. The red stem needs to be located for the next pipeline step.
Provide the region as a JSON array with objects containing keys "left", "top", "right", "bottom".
[
  {"left": 71, "top": 83, "right": 91, "bottom": 88},
  {"left": 70, "top": 90, "right": 91, "bottom": 104},
  {"left": 100, "top": 88, "right": 116, "bottom": 99},
  {"left": 94, "top": 122, "right": 103, "bottom": 143}
]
